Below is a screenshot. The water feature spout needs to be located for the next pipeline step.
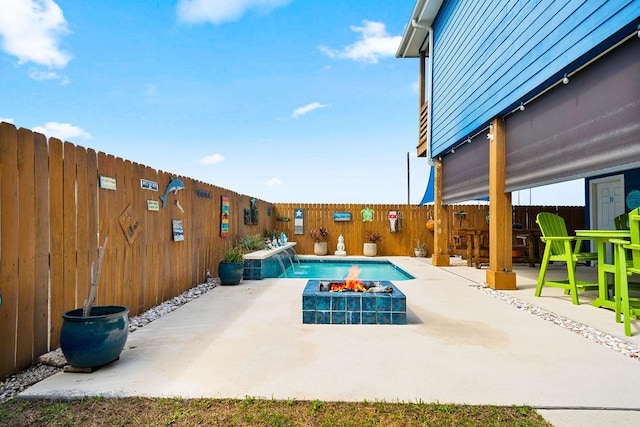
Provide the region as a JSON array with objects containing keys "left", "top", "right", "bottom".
[
  {"left": 284, "top": 247, "right": 300, "bottom": 264},
  {"left": 284, "top": 249, "right": 295, "bottom": 271},
  {"left": 274, "top": 253, "right": 287, "bottom": 278}
]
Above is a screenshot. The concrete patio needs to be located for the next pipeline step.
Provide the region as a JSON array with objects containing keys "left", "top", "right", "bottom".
[{"left": 19, "top": 256, "right": 640, "bottom": 426}]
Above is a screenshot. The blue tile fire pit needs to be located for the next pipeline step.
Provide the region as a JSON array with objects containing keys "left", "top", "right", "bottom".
[{"left": 302, "top": 280, "right": 406, "bottom": 325}]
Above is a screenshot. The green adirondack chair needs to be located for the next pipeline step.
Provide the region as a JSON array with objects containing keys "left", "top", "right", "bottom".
[
  {"left": 535, "top": 212, "right": 598, "bottom": 305},
  {"left": 614, "top": 212, "right": 629, "bottom": 230},
  {"left": 611, "top": 207, "right": 640, "bottom": 336}
]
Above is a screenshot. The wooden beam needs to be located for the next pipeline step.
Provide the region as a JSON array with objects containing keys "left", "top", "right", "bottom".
[
  {"left": 486, "top": 117, "right": 516, "bottom": 289},
  {"left": 432, "top": 159, "right": 450, "bottom": 266}
]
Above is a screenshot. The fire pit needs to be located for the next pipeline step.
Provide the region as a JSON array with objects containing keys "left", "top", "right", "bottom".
[{"left": 302, "top": 278, "right": 406, "bottom": 325}]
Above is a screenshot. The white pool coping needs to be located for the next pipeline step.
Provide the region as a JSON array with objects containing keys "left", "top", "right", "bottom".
[{"left": 242, "top": 242, "right": 297, "bottom": 260}]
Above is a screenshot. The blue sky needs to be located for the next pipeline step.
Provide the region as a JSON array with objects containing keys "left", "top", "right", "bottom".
[{"left": 0, "top": 0, "right": 583, "bottom": 205}]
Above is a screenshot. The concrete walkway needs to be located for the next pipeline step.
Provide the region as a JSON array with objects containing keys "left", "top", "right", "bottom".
[{"left": 20, "top": 257, "right": 640, "bottom": 426}]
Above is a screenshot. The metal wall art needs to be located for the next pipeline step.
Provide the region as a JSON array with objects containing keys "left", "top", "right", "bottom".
[
  {"left": 160, "top": 177, "right": 185, "bottom": 207},
  {"left": 220, "top": 196, "right": 229, "bottom": 237}
]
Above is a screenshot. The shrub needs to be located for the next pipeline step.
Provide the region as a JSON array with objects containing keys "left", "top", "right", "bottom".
[
  {"left": 366, "top": 231, "right": 382, "bottom": 244},
  {"left": 309, "top": 226, "right": 329, "bottom": 243}
]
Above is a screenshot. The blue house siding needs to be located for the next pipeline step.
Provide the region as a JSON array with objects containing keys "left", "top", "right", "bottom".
[{"left": 430, "top": 0, "right": 640, "bottom": 157}]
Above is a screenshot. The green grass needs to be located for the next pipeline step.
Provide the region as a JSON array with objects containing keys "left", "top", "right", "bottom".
[{"left": 0, "top": 397, "right": 553, "bottom": 426}]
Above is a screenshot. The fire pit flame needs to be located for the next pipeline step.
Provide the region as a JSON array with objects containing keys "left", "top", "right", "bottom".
[{"left": 322, "top": 265, "right": 392, "bottom": 293}]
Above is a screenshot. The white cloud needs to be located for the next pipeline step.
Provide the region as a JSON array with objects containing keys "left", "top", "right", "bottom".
[
  {"left": 28, "top": 69, "right": 60, "bottom": 80},
  {"left": 319, "top": 20, "right": 401, "bottom": 64},
  {"left": 0, "top": 0, "right": 71, "bottom": 68},
  {"left": 177, "top": 0, "right": 291, "bottom": 25},
  {"left": 265, "top": 177, "right": 283, "bottom": 186},
  {"left": 32, "top": 122, "right": 92, "bottom": 141},
  {"left": 28, "top": 68, "right": 68, "bottom": 83},
  {"left": 198, "top": 154, "right": 225, "bottom": 164},
  {"left": 1, "top": 118, "right": 15, "bottom": 124},
  {"left": 291, "top": 102, "right": 327, "bottom": 119}
]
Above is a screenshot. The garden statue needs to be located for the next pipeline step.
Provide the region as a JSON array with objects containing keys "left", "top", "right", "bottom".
[{"left": 335, "top": 234, "right": 347, "bottom": 256}]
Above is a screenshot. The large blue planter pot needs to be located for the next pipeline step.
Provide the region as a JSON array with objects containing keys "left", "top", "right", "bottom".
[
  {"left": 218, "top": 261, "right": 244, "bottom": 285},
  {"left": 60, "top": 305, "right": 129, "bottom": 369}
]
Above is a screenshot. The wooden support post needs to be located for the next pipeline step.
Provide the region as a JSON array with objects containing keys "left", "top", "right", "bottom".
[
  {"left": 432, "top": 159, "right": 450, "bottom": 266},
  {"left": 486, "top": 117, "right": 516, "bottom": 289},
  {"left": 419, "top": 50, "right": 426, "bottom": 106}
]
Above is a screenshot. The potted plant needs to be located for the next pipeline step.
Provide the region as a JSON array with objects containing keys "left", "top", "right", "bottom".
[
  {"left": 60, "top": 237, "right": 130, "bottom": 370},
  {"left": 309, "top": 226, "right": 329, "bottom": 255},
  {"left": 237, "top": 233, "right": 268, "bottom": 252},
  {"left": 364, "top": 231, "right": 382, "bottom": 256},
  {"left": 218, "top": 244, "right": 245, "bottom": 285},
  {"left": 414, "top": 239, "right": 428, "bottom": 257}
]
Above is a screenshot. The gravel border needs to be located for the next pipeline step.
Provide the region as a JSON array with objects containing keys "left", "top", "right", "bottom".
[
  {"left": 471, "top": 282, "right": 640, "bottom": 361},
  {"left": 446, "top": 255, "right": 640, "bottom": 361},
  {"left": 0, "top": 279, "right": 219, "bottom": 402}
]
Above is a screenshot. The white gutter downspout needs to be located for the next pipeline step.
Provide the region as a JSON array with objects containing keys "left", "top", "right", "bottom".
[{"left": 411, "top": 19, "right": 434, "bottom": 166}]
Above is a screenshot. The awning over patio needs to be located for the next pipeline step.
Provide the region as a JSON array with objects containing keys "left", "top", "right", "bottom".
[
  {"left": 419, "top": 165, "right": 434, "bottom": 205},
  {"left": 420, "top": 164, "right": 488, "bottom": 205}
]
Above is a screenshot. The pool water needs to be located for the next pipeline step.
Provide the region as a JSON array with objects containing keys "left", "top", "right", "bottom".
[{"left": 279, "top": 259, "right": 414, "bottom": 280}]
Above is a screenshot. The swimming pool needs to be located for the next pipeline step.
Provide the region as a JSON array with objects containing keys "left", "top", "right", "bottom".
[{"left": 278, "top": 259, "right": 414, "bottom": 281}]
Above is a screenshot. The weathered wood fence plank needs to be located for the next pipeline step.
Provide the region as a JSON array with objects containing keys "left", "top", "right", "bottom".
[
  {"left": 48, "top": 138, "right": 64, "bottom": 349},
  {"left": 17, "top": 128, "right": 36, "bottom": 369},
  {"left": 0, "top": 123, "right": 20, "bottom": 376},
  {"left": 33, "top": 132, "right": 50, "bottom": 358}
]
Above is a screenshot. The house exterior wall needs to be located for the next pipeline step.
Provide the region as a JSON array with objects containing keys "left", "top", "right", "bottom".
[
  {"left": 430, "top": 0, "right": 640, "bottom": 157},
  {"left": 585, "top": 169, "right": 640, "bottom": 225}
]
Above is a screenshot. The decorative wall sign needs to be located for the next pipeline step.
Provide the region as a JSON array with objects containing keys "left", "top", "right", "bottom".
[
  {"left": 294, "top": 208, "right": 304, "bottom": 235},
  {"left": 172, "top": 219, "right": 184, "bottom": 241},
  {"left": 333, "top": 211, "right": 352, "bottom": 222},
  {"left": 160, "top": 177, "right": 185, "bottom": 207},
  {"left": 118, "top": 204, "right": 141, "bottom": 246},
  {"left": 220, "top": 196, "right": 229, "bottom": 237},
  {"left": 176, "top": 200, "right": 184, "bottom": 213},
  {"left": 387, "top": 210, "right": 401, "bottom": 232},
  {"left": 147, "top": 200, "right": 159, "bottom": 211},
  {"left": 250, "top": 198, "right": 258, "bottom": 224},
  {"left": 140, "top": 179, "right": 158, "bottom": 191},
  {"left": 243, "top": 209, "right": 251, "bottom": 225},
  {"left": 196, "top": 189, "right": 211, "bottom": 198},
  {"left": 361, "top": 207, "right": 374, "bottom": 222},
  {"left": 99, "top": 175, "right": 117, "bottom": 190}
]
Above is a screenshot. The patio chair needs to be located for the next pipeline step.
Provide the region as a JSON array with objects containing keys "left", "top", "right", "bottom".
[
  {"left": 535, "top": 212, "right": 598, "bottom": 304},
  {"left": 614, "top": 212, "right": 634, "bottom": 263},
  {"left": 614, "top": 212, "right": 629, "bottom": 230},
  {"left": 611, "top": 207, "right": 640, "bottom": 336}
]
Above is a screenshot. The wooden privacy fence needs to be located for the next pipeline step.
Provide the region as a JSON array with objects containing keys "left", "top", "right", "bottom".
[
  {"left": 0, "top": 122, "right": 587, "bottom": 380},
  {"left": 272, "top": 204, "right": 433, "bottom": 256},
  {"left": 272, "top": 204, "right": 586, "bottom": 257},
  {"left": 0, "top": 123, "right": 275, "bottom": 380}
]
